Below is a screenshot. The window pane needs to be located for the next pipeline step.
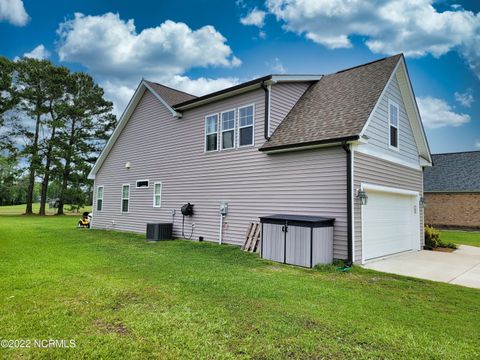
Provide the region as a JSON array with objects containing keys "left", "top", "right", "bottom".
[
  {"left": 122, "top": 185, "right": 129, "bottom": 198},
  {"left": 154, "top": 183, "right": 161, "bottom": 195},
  {"left": 136, "top": 180, "right": 149, "bottom": 188},
  {"left": 222, "top": 130, "right": 234, "bottom": 149},
  {"left": 97, "top": 199, "right": 102, "bottom": 211},
  {"left": 154, "top": 195, "right": 161, "bottom": 207},
  {"left": 206, "top": 115, "right": 218, "bottom": 134},
  {"left": 206, "top": 133, "right": 217, "bottom": 151},
  {"left": 97, "top": 187, "right": 103, "bottom": 199},
  {"left": 122, "top": 199, "right": 129, "bottom": 212},
  {"left": 239, "top": 126, "right": 253, "bottom": 146},
  {"left": 390, "top": 104, "right": 398, "bottom": 127},
  {"left": 222, "top": 111, "right": 235, "bottom": 130},
  {"left": 390, "top": 126, "right": 398, "bottom": 147},
  {"left": 239, "top": 105, "right": 253, "bottom": 127}
]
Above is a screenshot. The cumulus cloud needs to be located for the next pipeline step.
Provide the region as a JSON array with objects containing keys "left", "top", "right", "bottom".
[
  {"left": 454, "top": 89, "right": 474, "bottom": 108},
  {"left": 417, "top": 96, "right": 471, "bottom": 129},
  {"left": 57, "top": 13, "right": 241, "bottom": 115},
  {"left": 23, "top": 44, "right": 51, "bottom": 60},
  {"left": 266, "top": 0, "right": 480, "bottom": 78},
  {"left": 267, "top": 57, "right": 286, "bottom": 73},
  {"left": 0, "top": 0, "right": 29, "bottom": 26},
  {"left": 240, "top": 8, "right": 267, "bottom": 27}
]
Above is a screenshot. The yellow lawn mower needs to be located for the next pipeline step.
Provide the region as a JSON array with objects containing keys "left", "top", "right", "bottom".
[{"left": 78, "top": 212, "right": 92, "bottom": 229}]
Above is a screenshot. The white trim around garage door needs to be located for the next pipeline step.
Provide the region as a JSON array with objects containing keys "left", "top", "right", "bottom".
[{"left": 360, "top": 182, "right": 420, "bottom": 264}]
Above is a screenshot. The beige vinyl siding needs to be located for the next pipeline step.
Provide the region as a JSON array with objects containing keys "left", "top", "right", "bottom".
[
  {"left": 269, "top": 82, "right": 310, "bottom": 136},
  {"left": 363, "top": 73, "right": 419, "bottom": 165},
  {"left": 94, "top": 88, "right": 349, "bottom": 259},
  {"left": 353, "top": 151, "right": 424, "bottom": 262}
]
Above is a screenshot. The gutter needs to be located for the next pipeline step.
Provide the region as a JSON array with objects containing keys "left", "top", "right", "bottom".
[{"left": 342, "top": 141, "right": 353, "bottom": 265}]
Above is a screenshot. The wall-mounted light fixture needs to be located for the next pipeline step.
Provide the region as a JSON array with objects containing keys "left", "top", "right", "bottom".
[
  {"left": 356, "top": 189, "right": 368, "bottom": 206},
  {"left": 125, "top": 161, "right": 131, "bottom": 169},
  {"left": 419, "top": 196, "right": 426, "bottom": 208}
]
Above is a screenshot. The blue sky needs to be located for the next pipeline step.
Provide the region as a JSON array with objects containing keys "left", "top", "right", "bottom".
[{"left": 0, "top": 0, "right": 479, "bottom": 154}]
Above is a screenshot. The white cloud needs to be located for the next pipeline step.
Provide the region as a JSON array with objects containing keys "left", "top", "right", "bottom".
[
  {"left": 240, "top": 8, "right": 267, "bottom": 27},
  {"left": 266, "top": 0, "right": 480, "bottom": 78},
  {"left": 0, "top": 0, "right": 29, "bottom": 26},
  {"left": 417, "top": 96, "right": 471, "bottom": 129},
  {"left": 267, "top": 57, "right": 286, "bottom": 73},
  {"left": 56, "top": 13, "right": 241, "bottom": 115},
  {"left": 475, "top": 140, "right": 480, "bottom": 149},
  {"left": 23, "top": 44, "right": 51, "bottom": 60},
  {"left": 454, "top": 89, "right": 474, "bottom": 108}
]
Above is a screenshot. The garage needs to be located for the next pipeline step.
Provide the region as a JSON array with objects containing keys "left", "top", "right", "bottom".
[{"left": 362, "top": 184, "right": 420, "bottom": 261}]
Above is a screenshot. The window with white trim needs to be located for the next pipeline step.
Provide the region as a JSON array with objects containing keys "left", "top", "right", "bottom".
[
  {"left": 238, "top": 105, "right": 254, "bottom": 146},
  {"left": 121, "top": 184, "right": 130, "bottom": 213},
  {"left": 388, "top": 100, "right": 399, "bottom": 149},
  {"left": 96, "top": 186, "right": 104, "bottom": 212},
  {"left": 221, "top": 110, "right": 235, "bottom": 149},
  {"left": 136, "top": 180, "right": 149, "bottom": 188},
  {"left": 205, "top": 114, "right": 218, "bottom": 151},
  {"left": 153, "top": 182, "right": 162, "bottom": 207}
]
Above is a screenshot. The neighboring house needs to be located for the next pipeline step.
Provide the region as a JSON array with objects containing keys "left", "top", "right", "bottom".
[
  {"left": 88, "top": 54, "right": 432, "bottom": 264},
  {"left": 424, "top": 151, "right": 480, "bottom": 229}
]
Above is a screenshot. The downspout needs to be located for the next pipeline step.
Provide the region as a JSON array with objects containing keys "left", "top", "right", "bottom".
[
  {"left": 342, "top": 141, "right": 353, "bottom": 266},
  {"left": 261, "top": 82, "right": 271, "bottom": 140}
]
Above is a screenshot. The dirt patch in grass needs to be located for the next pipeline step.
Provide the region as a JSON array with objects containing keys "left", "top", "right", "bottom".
[{"left": 93, "top": 319, "right": 129, "bottom": 335}]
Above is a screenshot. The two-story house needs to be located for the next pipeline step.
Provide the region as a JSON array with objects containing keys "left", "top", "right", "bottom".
[{"left": 88, "top": 54, "right": 432, "bottom": 264}]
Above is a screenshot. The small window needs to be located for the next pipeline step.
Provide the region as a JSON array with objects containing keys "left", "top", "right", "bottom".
[
  {"left": 136, "top": 180, "right": 149, "bottom": 188},
  {"left": 238, "top": 105, "right": 254, "bottom": 146},
  {"left": 153, "top": 182, "right": 162, "bottom": 207},
  {"left": 221, "top": 110, "right": 235, "bottom": 149},
  {"left": 389, "top": 100, "right": 399, "bottom": 149},
  {"left": 96, "top": 186, "right": 104, "bottom": 212},
  {"left": 121, "top": 184, "right": 130, "bottom": 213},
  {"left": 205, "top": 114, "right": 218, "bottom": 151}
]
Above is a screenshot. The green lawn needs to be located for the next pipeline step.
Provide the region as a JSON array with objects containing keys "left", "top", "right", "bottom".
[
  {"left": 0, "top": 203, "right": 92, "bottom": 216},
  {"left": 441, "top": 230, "right": 480, "bottom": 247},
  {"left": 0, "top": 216, "right": 478, "bottom": 359}
]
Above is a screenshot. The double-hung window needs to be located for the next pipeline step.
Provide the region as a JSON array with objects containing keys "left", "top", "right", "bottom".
[
  {"left": 388, "top": 100, "right": 399, "bottom": 149},
  {"left": 153, "top": 182, "right": 162, "bottom": 207},
  {"left": 205, "top": 114, "right": 218, "bottom": 151},
  {"left": 238, "top": 105, "right": 254, "bottom": 146},
  {"left": 96, "top": 186, "right": 104, "bottom": 212},
  {"left": 121, "top": 184, "right": 130, "bottom": 213},
  {"left": 221, "top": 110, "right": 235, "bottom": 149}
]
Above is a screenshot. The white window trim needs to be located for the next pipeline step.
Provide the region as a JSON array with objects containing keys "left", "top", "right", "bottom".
[
  {"left": 237, "top": 103, "right": 255, "bottom": 148},
  {"left": 204, "top": 113, "right": 219, "bottom": 152},
  {"left": 96, "top": 185, "right": 104, "bottom": 212},
  {"left": 136, "top": 179, "right": 149, "bottom": 188},
  {"left": 153, "top": 181, "right": 162, "bottom": 208},
  {"left": 388, "top": 99, "right": 400, "bottom": 151},
  {"left": 121, "top": 184, "right": 130, "bottom": 213},
  {"left": 220, "top": 108, "right": 236, "bottom": 150}
]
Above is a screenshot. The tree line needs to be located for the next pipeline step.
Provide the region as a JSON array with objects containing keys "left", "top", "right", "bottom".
[{"left": 0, "top": 57, "right": 116, "bottom": 215}]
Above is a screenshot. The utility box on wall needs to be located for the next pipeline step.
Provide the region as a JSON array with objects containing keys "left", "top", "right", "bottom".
[{"left": 260, "top": 214, "right": 335, "bottom": 267}]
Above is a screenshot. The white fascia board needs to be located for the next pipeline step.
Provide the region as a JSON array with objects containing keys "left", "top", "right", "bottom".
[
  {"left": 142, "top": 81, "right": 182, "bottom": 118},
  {"left": 88, "top": 80, "right": 179, "bottom": 179},
  {"left": 271, "top": 75, "right": 322, "bottom": 83}
]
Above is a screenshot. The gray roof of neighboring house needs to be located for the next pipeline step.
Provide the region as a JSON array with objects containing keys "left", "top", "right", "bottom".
[
  {"left": 260, "top": 54, "right": 402, "bottom": 151},
  {"left": 144, "top": 80, "right": 196, "bottom": 107},
  {"left": 424, "top": 151, "right": 480, "bottom": 192}
]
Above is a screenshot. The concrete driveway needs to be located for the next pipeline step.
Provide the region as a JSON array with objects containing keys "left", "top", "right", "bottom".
[{"left": 363, "top": 245, "right": 480, "bottom": 289}]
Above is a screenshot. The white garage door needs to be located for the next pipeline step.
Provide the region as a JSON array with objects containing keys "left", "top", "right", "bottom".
[{"left": 363, "top": 188, "right": 420, "bottom": 261}]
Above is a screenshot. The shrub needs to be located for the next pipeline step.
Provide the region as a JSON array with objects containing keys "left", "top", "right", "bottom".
[{"left": 424, "top": 225, "right": 457, "bottom": 249}]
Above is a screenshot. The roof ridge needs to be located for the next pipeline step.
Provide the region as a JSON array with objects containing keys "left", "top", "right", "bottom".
[
  {"left": 334, "top": 53, "right": 403, "bottom": 74},
  {"left": 432, "top": 150, "right": 480, "bottom": 155},
  {"left": 144, "top": 79, "right": 197, "bottom": 98}
]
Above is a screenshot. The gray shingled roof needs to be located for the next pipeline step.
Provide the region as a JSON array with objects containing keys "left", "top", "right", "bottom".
[
  {"left": 424, "top": 152, "right": 480, "bottom": 192},
  {"left": 260, "top": 54, "right": 402, "bottom": 151},
  {"left": 144, "top": 80, "right": 196, "bottom": 107}
]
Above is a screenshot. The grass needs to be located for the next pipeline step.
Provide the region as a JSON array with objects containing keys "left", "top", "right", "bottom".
[
  {"left": 0, "top": 203, "right": 92, "bottom": 216},
  {"left": 0, "top": 216, "right": 479, "bottom": 359},
  {"left": 441, "top": 230, "right": 480, "bottom": 248}
]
